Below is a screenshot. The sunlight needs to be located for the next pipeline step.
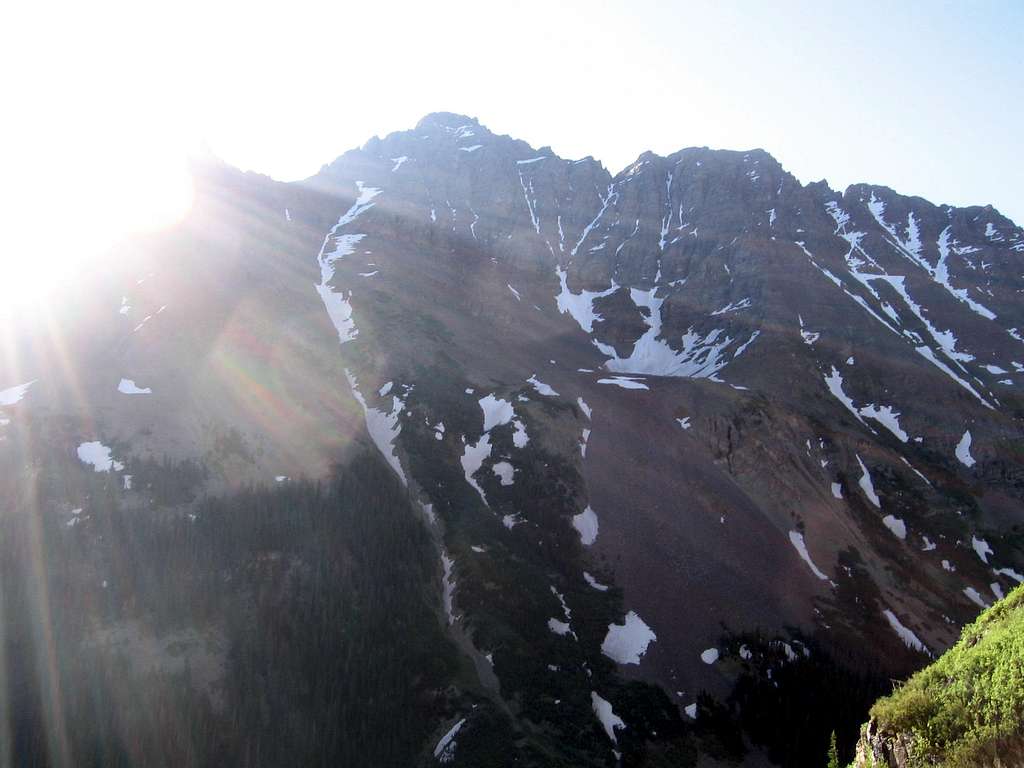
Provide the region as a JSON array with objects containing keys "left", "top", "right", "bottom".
[
  {"left": 0, "top": 146, "right": 194, "bottom": 311},
  {"left": 3, "top": 0, "right": 199, "bottom": 314}
]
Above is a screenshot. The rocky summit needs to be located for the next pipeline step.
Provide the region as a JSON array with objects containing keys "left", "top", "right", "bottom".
[{"left": 2, "top": 112, "right": 1022, "bottom": 767}]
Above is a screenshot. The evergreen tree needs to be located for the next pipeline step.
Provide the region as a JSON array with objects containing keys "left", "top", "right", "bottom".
[{"left": 827, "top": 730, "right": 840, "bottom": 768}]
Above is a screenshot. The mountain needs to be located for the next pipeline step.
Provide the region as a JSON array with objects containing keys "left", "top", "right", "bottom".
[{"left": 1, "top": 112, "right": 1022, "bottom": 766}]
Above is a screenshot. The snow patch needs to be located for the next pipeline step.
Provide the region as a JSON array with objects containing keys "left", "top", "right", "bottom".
[
  {"left": 858, "top": 404, "right": 909, "bottom": 442},
  {"left": 548, "top": 618, "right": 571, "bottom": 636},
  {"left": 117, "top": 378, "right": 152, "bottom": 395},
  {"left": 441, "top": 550, "right": 457, "bottom": 623},
  {"left": 347, "top": 371, "right": 406, "bottom": 485},
  {"left": 882, "top": 609, "right": 927, "bottom": 653},
  {"left": 492, "top": 461, "right": 515, "bottom": 486},
  {"left": 584, "top": 571, "right": 609, "bottom": 591},
  {"left": 572, "top": 184, "right": 618, "bottom": 255},
  {"left": 882, "top": 515, "right": 907, "bottom": 539},
  {"left": 573, "top": 506, "right": 599, "bottom": 545},
  {"left": 823, "top": 367, "right": 866, "bottom": 425},
  {"left": 701, "top": 648, "right": 719, "bottom": 664},
  {"left": 915, "top": 346, "right": 993, "bottom": 409},
  {"left": 711, "top": 297, "right": 752, "bottom": 316},
  {"left": 971, "top": 536, "right": 993, "bottom": 564},
  {"left": 511, "top": 419, "right": 529, "bottom": 448},
  {"left": 963, "top": 587, "right": 989, "bottom": 609},
  {"left": 77, "top": 441, "right": 124, "bottom": 472},
  {"left": 598, "top": 289, "right": 754, "bottom": 378},
  {"left": 0, "top": 380, "right": 36, "bottom": 406},
  {"left": 577, "top": 396, "right": 592, "bottom": 419},
  {"left": 995, "top": 567, "right": 1023, "bottom": 583},
  {"left": 315, "top": 181, "right": 381, "bottom": 346},
  {"left": 460, "top": 434, "right": 492, "bottom": 504},
  {"left": 798, "top": 314, "right": 820, "bottom": 346},
  {"left": 590, "top": 692, "right": 626, "bottom": 744},
  {"left": 856, "top": 456, "right": 881, "bottom": 508},
  {"left": 601, "top": 611, "right": 657, "bottom": 665},
  {"left": 597, "top": 377, "right": 649, "bottom": 390},
  {"left": 479, "top": 394, "right": 514, "bottom": 431},
  {"left": 554, "top": 266, "right": 618, "bottom": 333},
  {"left": 955, "top": 430, "right": 976, "bottom": 467},
  {"left": 527, "top": 375, "right": 559, "bottom": 397},
  {"left": 502, "top": 513, "right": 522, "bottom": 530},
  {"left": 433, "top": 718, "right": 466, "bottom": 763},
  {"left": 789, "top": 531, "right": 829, "bottom": 580}
]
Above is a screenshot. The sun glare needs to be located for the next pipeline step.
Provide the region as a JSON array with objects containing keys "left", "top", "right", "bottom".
[
  {"left": 1, "top": 147, "right": 194, "bottom": 312},
  {"left": 3, "top": 0, "right": 200, "bottom": 315}
]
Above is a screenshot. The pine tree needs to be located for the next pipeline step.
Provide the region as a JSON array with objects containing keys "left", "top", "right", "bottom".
[{"left": 827, "top": 730, "right": 840, "bottom": 768}]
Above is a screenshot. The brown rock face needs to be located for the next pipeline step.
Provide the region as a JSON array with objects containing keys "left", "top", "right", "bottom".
[
  {"left": 302, "top": 112, "right": 1024, "bottom": 696},
  {"left": 4, "top": 111, "right": 1023, "bottom": 762}
]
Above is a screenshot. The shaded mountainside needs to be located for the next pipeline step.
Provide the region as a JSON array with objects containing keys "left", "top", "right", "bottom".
[
  {"left": 855, "top": 584, "right": 1024, "bottom": 767},
  {"left": 0, "top": 449, "right": 476, "bottom": 767},
  {"left": 1, "top": 112, "right": 1023, "bottom": 765}
]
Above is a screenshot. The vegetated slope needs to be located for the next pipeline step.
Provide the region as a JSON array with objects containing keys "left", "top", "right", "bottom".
[
  {"left": 0, "top": 449, "right": 472, "bottom": 767},
  {"left": 855, "top": 584, "right": 1024, "bottom": 767}
]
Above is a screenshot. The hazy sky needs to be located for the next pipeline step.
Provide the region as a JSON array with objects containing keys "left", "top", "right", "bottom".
[{"left": 3, "top": 0, "right": 1022, "bottom": 302}]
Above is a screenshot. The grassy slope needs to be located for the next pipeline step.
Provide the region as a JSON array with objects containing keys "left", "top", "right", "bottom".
[{"left": 866, "top": 584, "right": 1024, "bottom": 766}]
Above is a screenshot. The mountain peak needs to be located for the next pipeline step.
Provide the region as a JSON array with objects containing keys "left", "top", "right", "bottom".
[{"left": 414, "top": 111, "right": 482, "bottom": 132}]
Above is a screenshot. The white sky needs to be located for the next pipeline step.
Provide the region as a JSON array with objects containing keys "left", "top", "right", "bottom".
[{"left": 3, "top": 0, "right": 1021, "bottom": 305}]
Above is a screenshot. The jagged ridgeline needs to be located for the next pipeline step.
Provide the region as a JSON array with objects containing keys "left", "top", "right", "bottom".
[{"left": 2, "top": 111, "right": 1023, "bottom": 766}]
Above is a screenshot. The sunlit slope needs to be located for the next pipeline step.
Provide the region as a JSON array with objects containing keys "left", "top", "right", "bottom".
[
  {"left": 856, "top": 584, "right": 1024, "bottom": 767},
  {"left": 0, "top": 159, "right": 368, "bottom": 492}
]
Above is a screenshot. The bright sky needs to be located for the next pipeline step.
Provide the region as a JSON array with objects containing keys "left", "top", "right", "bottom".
[{"left": 4, "top": 0, "right": 1022, "bottom": 307}]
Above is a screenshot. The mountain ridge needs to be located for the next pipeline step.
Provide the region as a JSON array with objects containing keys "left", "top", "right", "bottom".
[
  {"left": 2, "top": 110, "right": 1022, "bottom": 766},
  {"left": 320, "top": 111, "right": 1021, "bottom": 223}
]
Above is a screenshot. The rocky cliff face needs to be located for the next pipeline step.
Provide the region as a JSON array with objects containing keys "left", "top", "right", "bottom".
[
  {"left": 855, "top": 718, "right": 919, "bottom": 767},
  {"left": 2, "top": 112, "right": 1023, "bottom": 765}
]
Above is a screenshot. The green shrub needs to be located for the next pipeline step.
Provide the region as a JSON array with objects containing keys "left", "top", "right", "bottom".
[{"left": 868, "top": 584, "right": 1024, "bottom": 766}]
